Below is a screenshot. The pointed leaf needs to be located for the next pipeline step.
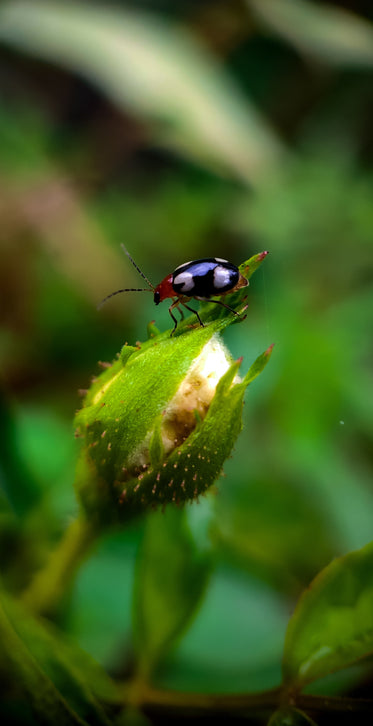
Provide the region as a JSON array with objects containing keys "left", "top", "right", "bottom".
[
  {"left": 283, "top": 541, "right": 373, "bottom": 689},
  {"left": 239, "top": 250, "right": 269, "bottom": 281},
  {"left": 244, "top": 344, "right": 274, "bottom": 385}
]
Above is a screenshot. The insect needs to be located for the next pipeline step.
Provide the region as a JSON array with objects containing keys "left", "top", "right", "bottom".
[{"left": 99, "top": 245, "right": 249, "bottom": 335}]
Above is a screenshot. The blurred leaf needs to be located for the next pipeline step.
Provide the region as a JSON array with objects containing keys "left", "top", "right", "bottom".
[
  {"left": 214, "top": 477, "right": 336, "bottom": 594},
  {"left": 118, "top": 708, "right": 150, "bottom": 726},
  {"left": 283, "top": 541, "right": 373, "bottom": 689},
  {"left": 0, "top": 606, "right": 90, "bottom": 724},
  {"left": 133, "top": 507, "right": 211, "bottom": 677},
  {"left": 234, "top": 154, "right": 373, "bottom": 306},
  {"left": 0, "top": 105, "right": 51, "bottom": 176},
  {"left": 93, "top": 180, "right": 230, "bottom": 271},
  {"left": 0, "top": 0, "right": 285, "bottom": 186},
  {"left": 268, "top": 707, "right": 318, "bottom": 725},
  {"left": 13, "top": 405, "right": 76, "bottom": 506},
  {"left": 68, "top": 528, "right": 138, "bottom": 669},
  {"left": 158, "top": 564, "right": 288, "bottom": 693},
  {"left": 0, "top": 396, "right": 42, "bottom": 516},
  {"left": 0, "top": 590, "right": 114, "bottom": 725},
  {"left": 249, "top": 0, "right": 373, "bottom": 67}
]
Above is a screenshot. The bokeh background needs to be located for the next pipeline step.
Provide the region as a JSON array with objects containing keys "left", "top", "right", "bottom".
[{"left": 1, "top": 0, "right": 373, "bottom": 697}]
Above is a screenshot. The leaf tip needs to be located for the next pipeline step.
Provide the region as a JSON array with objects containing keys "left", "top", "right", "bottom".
[{"left": 265, "top": 343, "right": 275, "bottom": 357}]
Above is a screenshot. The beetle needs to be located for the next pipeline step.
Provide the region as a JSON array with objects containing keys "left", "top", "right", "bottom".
[{"left": 99, "top": 244, "right": 249, "bottom": 335}]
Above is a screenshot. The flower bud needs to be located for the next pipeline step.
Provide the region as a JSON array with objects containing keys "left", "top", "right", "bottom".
[{"left": 74, "top": 252, "right": 271, "bottom": 526}]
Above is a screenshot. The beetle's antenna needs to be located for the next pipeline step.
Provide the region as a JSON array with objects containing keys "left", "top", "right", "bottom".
[
  {"left": 120, "top": 244, "right": 154, "bottom": 290},
  {"left": 97, "top": 288, "right": 152, "bottom": 310},
  {"left": 98, "top": 245, "right": 155, "bottom": 309}
]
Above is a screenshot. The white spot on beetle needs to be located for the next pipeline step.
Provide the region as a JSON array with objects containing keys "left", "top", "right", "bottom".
[
  {"left": 173, "top": 271, "right": 194, "bottom": 292},
  {"left": 213, "top": 265, "right": 233, "bottom": 288}
]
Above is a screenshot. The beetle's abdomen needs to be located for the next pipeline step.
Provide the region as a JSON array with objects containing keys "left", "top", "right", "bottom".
[{"left": 172, "top": 258, "right": 239, "bottom": 298}]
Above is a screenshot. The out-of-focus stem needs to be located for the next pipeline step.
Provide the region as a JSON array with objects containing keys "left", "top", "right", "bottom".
[
  {"left": 124, "top": 683, "right": 373, "bottom": 718},
  {"left": 22, "top": 513, "right": 97, "bottom": 617}
]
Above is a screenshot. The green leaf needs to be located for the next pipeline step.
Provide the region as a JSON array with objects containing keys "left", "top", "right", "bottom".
[
  {"left": 0, "top": 395, "right": 43, "bottom": 515},
  {"left": 214, "top": 476, "right": 336, "bottom": 594},
  {"left": 160, "top": 561, "right": 288, "bottom": 693},
  {"left": 244, "top": 344, "right": 274, "bottom": 385},
  {"left": 268, "top": 707, "right": 318, "bottom": 725},
  {"left": 0, "top": 590, "right": 117, "bottom": 725},
  {"left": 283, "top": 541, "right": 373, "bottom": 689},
  {"left": 249, "top": 0, "right": 373, "bottom": 68},
  {"left": 133, "top": 507, "right": 211, "bottom": 677},
  {"left": 239, "top": 250, "right": 270, "bottom": 281},
  {"left": 0, "top": 0, "right": 284, "bottom": 186}
]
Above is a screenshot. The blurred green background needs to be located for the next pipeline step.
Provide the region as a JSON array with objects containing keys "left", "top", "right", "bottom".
[{"left": 0, "top": 0, "right": 373, "bottom": 700}]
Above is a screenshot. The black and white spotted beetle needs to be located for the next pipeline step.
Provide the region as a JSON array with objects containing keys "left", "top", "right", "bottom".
[{"left": 99, "top": 245, "right": 249, "bottom": 335}]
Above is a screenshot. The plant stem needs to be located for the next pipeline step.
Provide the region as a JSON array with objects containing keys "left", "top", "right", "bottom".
[
  {"left": 22, "top": 512, "right": 97, "bottom": 617},
  {"left": 124, "top": 683, "right": 373, "bottom": 718},
  {"left": 142, "top": 684, "right": 281, "bottom": 713}
]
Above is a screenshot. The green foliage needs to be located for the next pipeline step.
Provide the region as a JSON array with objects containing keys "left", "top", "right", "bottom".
[
  {"left": 0, "top": 0, "right": 373, "bottom": 722},
  {"left": 0, "top": 590, "right": 118, "bottom": 725},
  {"left": 283, "top": 541, "right": 373, "bottom": 689},
  {"left": 133, "top": 507, "right": 211, "bottom": 677},
  {"left": 214, "top": 476, "right": 336, "bottom": 593}
]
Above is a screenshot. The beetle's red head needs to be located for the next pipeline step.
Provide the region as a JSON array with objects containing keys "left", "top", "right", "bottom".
[{"left": 154, "top": 274, "right": 175, "bottom": 304}]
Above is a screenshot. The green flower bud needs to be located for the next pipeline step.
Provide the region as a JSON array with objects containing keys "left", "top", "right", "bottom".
[{"left": 74, "top": 253, "right": 272, "bottom": 527}]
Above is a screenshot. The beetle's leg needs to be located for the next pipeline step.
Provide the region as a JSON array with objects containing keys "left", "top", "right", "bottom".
[
  {"left": 169, "top": 299, "right": 182, "bottom": 336},
  {"left": 201, "top": 298, "right": 244, "bottom": 317},
  {"left": 168, "top": 309, "right": 178, "bottom": 336},
  {"left": 181, "top": 302, "right": 205, "bottom": 328}
]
